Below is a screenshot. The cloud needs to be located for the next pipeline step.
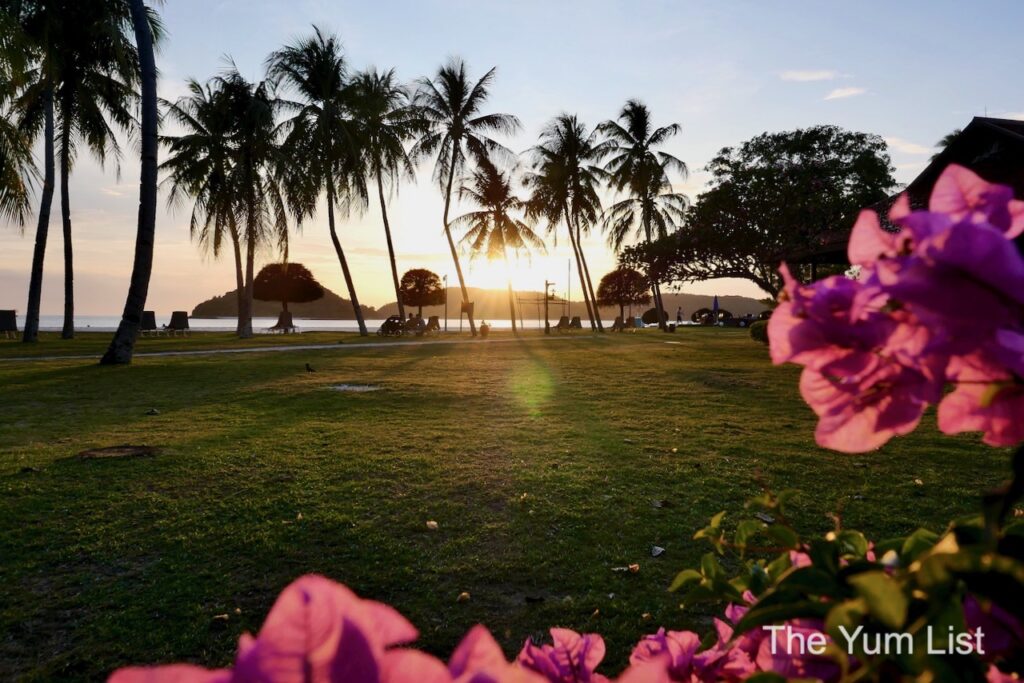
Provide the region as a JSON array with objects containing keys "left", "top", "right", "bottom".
[
  {"left": 999, "top": 111, "right": 1024, "bottom": 120},
  {"left": 885, "top": 137, "right": 932, "bottom": 155},
  {"left": 824, "top": 87, "right": 866, "bottom": 100},
  {"left": 779, "top": 69, "right": 838, "bottom": 82}
]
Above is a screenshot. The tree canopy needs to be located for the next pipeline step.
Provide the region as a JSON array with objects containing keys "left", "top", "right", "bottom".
[
  {"left": 253, "top": 262, "right": 324, "bottom": 311},
  {"left": 622, "top": 125, "right": 896, "bottom": 296},
  {"left": 595, "top": 267, "right": 650, "bottom": 318},
  {"left": 399, "top": 268, "right": 445, "bottom": 314}
]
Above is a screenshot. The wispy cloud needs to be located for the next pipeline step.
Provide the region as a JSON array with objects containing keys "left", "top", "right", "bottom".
[
  {"left": 885, "top": 137, "right": 931, "bottom": 155},
  {"left": 999, "top": 111, "right": 1024, "bottom": 120},
  {"left": 779, "top": 69, "right": 837, "bottom": 82},
  {"left": 824, "top": 87, "right": 866, "bottom": 100}
]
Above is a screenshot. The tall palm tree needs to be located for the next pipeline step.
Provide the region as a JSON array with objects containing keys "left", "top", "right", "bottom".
[
  {"left": 452, "top": 159, "right": 544, "bottom": 336},
  {"left": 159, "top": 78, "right": 247, "bottom": 335},
  {"left": 524, "top": 114, "right": 606, "bottom": 331},
  {"left": 101, "top": 0, "right": 161, "bottom": 364},
  {"left": 218, "top": 68, "right": 290, "bottom": 339},
  {"left": 598, "top": 100, "right": 688, "bottom": 331},
  {"left": 412, "top": 58, "right": 520, "bottom": 336},
  {"left": 0, "top": 101, "right": 34, "bottom": 226},
  {"left": 931, "top": 128, "right": 962, "bottom": 161},
  {"left": 267, "top": 27, "right": 368, "bottom": 336},
  {"left": 347, "top": 68, "right": 419, "bottom": 320}
]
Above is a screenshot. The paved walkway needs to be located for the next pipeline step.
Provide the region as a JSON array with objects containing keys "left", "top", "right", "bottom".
[{"left": 0, "top": 334, "right": 592, "bottom": 363}]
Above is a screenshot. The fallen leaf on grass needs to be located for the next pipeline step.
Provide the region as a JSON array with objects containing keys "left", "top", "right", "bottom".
[
  {"left": 456, "top": 592, "right": 470, "bottom": 603},
  {"left": 651, "top": 546, "right": 665, "bottom": 558},
  {"left": 426, "top": 520, "right": 439, "bottom": 530}
]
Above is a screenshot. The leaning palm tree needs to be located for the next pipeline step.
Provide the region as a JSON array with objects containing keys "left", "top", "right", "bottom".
[
  {"left": 267, "top": 27, "right": 368, "bottom": 336},
  {"left": 412, "top": 58, "right": 520, "bottom": 336},
  {"left": 101, "top": 0, "right": 162, "bottom": 364},
  {"left": 0, "top": 100, "right": 34, "bottom": 226},
  {"left": 524, "top": 114, "right": 606, "bottom": 331},
  {"left": 452, "top": 159, "right": 544, "bottom": 336},
  {"left": 598, "top": 100, "right": 688, "bottom": 331},
  {"left": 347, "top": 68, "right": 419, "bottom": 320},
  {"left": 159, "top": 78, "right": 247, "bottom": 335},
  {"left": 218, "top": 68, "right": 291, "bottom": 339}
]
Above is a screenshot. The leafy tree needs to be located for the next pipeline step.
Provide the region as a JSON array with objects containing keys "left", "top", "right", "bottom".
[
  {"left": 101, "top": 0, "right": 161, "bottom": 364},
  {"left": 347, "top": 68, "right": 419, "bottom": 321},
  {"left": 625, "top": 125, "right": 897, "bottom": 297},
  {"left": 412, "top": 58, "right": 520, "bottom": 336},
  {"left": 524, "top": 114, "right": 606, "bottom": 331},
  {"left": 597, "top": 100, "right": 688, "bottom": 331},
  {"left": 595, "top": 267, "right": 650, "bottom": 320},
  {"left": 398, "top": 268, "right": 445, "bottom": 316},
  {"left": 253, "top": 262, "right": 324, "bottom": 313},
  {"left": 267, "top": 27, "right": 368, "bottom": 336},
  {"left": 453, "top": 159, "right": 544, "bottom": 336}
]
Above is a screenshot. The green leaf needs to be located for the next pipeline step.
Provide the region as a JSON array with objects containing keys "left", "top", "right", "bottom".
[
  {"left": 700, "top": 552, "right": 723, "bottom": 580},
  {"left": 734, "top": 599, "right": 830, "bottom": 634},
  {"left": 901, "top": 528, "right": 939, "bottom": 563},
  {"left": 825, "top": 598, "right": 866, "bottom": 643},
  {"left": 766, "top": 524, "right": 799, "bottom": 549},
  {"left": 848, "top": 570, "right": 908, "bottom": 629},
  {"left": 735, "top": 519, "right": 765, "bottom": 554},
  {"left": 835, "top": 530, "right": 869, "bottom": 558},
  {"left": 668, "top": 569, "right": 702, "bottom": 593},
  {"left": 775, "top": 566, "right": 838, "bottom": 595}
]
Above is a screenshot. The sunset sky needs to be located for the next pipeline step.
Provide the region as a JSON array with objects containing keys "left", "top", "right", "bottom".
[{"left": 3, "top": 0, "right": 1023, "bottom": 315}]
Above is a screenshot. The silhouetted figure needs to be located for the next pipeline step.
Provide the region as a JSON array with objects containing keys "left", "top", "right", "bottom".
[{"left": 305, "top": 363, "right": 316, "bottom": 373}]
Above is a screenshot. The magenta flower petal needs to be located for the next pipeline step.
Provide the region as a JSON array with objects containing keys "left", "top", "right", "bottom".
[
  {"left": 108, "top": 666, "right": 231, "bottom": 683},
  {"left": 518, "top": 629, "right": 606, "bottom": 683},
  {"left": 848, "top": 209, "right": 899, "bottom": 266},
  {"left": 449, "top": 625, "right": 510, "bottom": 680},
  {"left": 629, "top": 629, "right": 700, "bottom": 682},
  {"left": 381, "top": 650, "right": 452, "bottom": 683},
  {"left": 929, "top": 164, "right": 1024, "bottom": 237}
]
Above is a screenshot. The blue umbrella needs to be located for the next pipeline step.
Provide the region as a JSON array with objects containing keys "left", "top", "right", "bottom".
[{"left": 712, "top": 295, "right": 719, "bottom": 320}]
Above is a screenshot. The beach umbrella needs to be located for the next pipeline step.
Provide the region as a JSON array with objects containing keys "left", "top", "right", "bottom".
[{"left": 712, "top": 295, "right": 719, "bottom": 320}]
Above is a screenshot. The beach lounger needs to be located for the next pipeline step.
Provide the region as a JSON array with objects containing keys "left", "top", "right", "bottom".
[
  {"left": 569, "top": 316, "right": 582, "bottom": 329},
  {"left": 164, "top": 311, "right": 190, "bottom": 336},
  {"left": 140, "top": 311, "right": 159, "bottom": 336},
  {"left": 554, "top": 316, "right": 570, "bottom": 333},
  {"left": 0, "top": 310, "right": 17, "bottom": 339}
]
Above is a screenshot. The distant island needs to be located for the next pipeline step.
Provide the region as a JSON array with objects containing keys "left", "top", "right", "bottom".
[{"left": 192, "top": 285, "right": 769, "bottom": 321}]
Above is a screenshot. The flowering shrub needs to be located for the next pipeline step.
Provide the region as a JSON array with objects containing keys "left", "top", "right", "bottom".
[{"left": 110, "top": 166, "right": 1024, "bottom": 682}]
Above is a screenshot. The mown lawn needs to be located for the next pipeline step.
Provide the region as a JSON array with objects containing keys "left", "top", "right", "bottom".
[{"left": 0, "top": 329, "right": 1012, "bottom": 680}]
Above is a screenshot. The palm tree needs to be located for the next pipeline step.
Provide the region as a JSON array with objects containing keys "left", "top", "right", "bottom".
[
  {"left": 347, "top": 68, "right": 419, "bottom": 320},
  {"left": 0, "top": 100, "right": 34, "bottom": 226},
  {"left": 524, "top": 114, "right": 606, "bottom": 331},
  {"left": 267, "top": 27, "right": 368, "bottom": 336},
  {"left": 452, "top": 159, "right": 544, "bottom": 336},
  {"left": 412, "top": 58, "right": 520, "bottom": 336},
  {"left": 159, "top": 79, "right": 247, "bottom": 334},
  {"left": 218, "top": 68, "right": 290, "bottom": 339},
  {"left": 931, "top": 128, "right": 962, "bottom": 161},
  {"left": 598, "top": 100, "right": 688, "bottom": 331},
  {"left": 101, "top": 0, "right": 161, "bottom": 364}
]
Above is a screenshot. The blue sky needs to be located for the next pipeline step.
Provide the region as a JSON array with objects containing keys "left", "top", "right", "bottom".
[{"left": 3, "top": 0, "right": 1023, "bottom": 315}]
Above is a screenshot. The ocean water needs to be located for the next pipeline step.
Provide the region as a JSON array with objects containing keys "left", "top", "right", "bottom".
[{"left": 16, "top": 315, "right": 556, "bottom": 333}]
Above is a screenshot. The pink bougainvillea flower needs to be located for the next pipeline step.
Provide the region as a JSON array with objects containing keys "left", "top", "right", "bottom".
[
  {"left": 929, "top": 164, "right": 1024, "bottom": 238},
  {"left": 380, "top": 649, "right": 452, "bottom": 683},
  {"left": 628, "top": 628, "right": 700, "bottom": 681},
  {"left": 847, "top": 209, "right": 904, "bottom": 266},
  {"left": 938, "top": 350, "right": 1024, "bottom": 447},
  {"left": 449, "top": 625, "right": 545, "bottom": 683},
  {"left": 964, "top": 596, "right": 1024, "bottom": 661},
  {"left": 517, "top": 629, "right": 607, "bottom": 683}
]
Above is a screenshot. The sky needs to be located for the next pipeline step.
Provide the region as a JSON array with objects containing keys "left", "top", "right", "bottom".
[{"left": 3, "top": 0, "right": 1024, "bottom": 316}]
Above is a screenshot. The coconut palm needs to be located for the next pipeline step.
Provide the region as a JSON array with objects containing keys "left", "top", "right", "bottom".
[
  {"left": 452, "top": 159, "right": 544, "bottom": 336},
  {"left": 598, "top": 99, "right": 688, "bottom": 331},
  {"left": 159, "top": 78, "right": 247, "bottom": 334},
  {"left": 217, "top": 67, "right": 290, "bottom": 339},
  {"left": 931, "top": 128, "right": 962, "bottom": 161},
  {"left": 266, "top": 27, "right": 368, "bottom": 336},
  {"left": 102, "top": 0, "right": 161, "bottom": 364},
  {"left": 412, "top": 58, "right": 520, "bottom": 336},
  {"left": 524, "top": 114, "right": 607, "bottom": 331},
  {"left": 347, "top": 68, "right": 419, "bottom": 320},
  {"left": 0, "top": 101, "right": 34, "bottom": 226}
]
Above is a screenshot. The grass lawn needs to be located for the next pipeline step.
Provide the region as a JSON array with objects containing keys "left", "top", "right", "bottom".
[{"left": 0, "top": 329, "right": 1012, "bottom": 680}]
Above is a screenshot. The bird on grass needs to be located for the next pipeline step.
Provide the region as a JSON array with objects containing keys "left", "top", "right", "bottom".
[{"left": 305, "top": 363, "right": 316, "bottom": 373}]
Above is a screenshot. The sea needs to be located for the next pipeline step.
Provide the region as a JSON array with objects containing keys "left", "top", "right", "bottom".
[{"left": 20, "top": 315, "right": 553, "bottom": 333}]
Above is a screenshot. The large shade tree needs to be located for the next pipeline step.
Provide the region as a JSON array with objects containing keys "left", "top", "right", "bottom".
[
  {"left": 623, "top": 125, "right": 897, "bottom": 297},
  {"left": 101, "top": 0, "right": 161, "bottom": 364},
  {"left": 596, "top": 267, "right": 650, "bottom": 321},
  {"left": 347, "top": 68, "right": 419, "bottom": 321},
  {"left": 398, "top": 268, "right": 445, "bottom": 316},
  {"left": 267, "top": 27, "right": 367, "bottom": 335},
  {"left": 412, "top": 58, "right": 519, "bottom": 336},
  {"left": 453, "top": 159, "right": 544, "bottom": 336},
  {"left": 253, "top": 262, "right": 324, "bottom": 316},
  {"left": 598, "top": 99, "right": 688, "bottom": 331},
  {"left": 524, "top": 114, "right": 606, "bottom": 332}
]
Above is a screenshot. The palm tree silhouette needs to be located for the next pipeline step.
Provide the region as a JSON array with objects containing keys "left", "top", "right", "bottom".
[
  {"left": 267, "top": 27, "right": 368, "bottom": 336},
  {"left": 0, "top": 99, "right": 34, "bottom": 227},
  {"left": 598, "top": 100, "right": 688, "bottom": 331},
  {"left": 452, "top": 158, "right": 544, "bottom": 336},
  {"left": 524, "top": 114, "right": 607, "bottom": 332},
  {"left": 160, "top": 78, "right": 247, "bottom": 335},
  {"left": 101, "top": 0, "right": 161, "bottom": 365},
  {"left": 412, "top": 58, "right": 520, "bottom": 336},
  {"left": 347, "top": 68, "right": 420, "bottom": 321},
  {"left": 931, "top": 128, "right": 962, "bottom": 161}
]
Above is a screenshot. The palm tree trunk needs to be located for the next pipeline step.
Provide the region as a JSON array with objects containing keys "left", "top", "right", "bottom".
[
  {"left": 239, "top": 224, "right": 255, "bottom": 338},
  {"left": 59, "top": 130, "right": 74, "bottom": 339},
  {"left": 23, "top": 90, "right": 55, "bottom": 343},
  {"left": 565, "top": 221, "right": 596, "bottom": 330},
  {"left": 575, "top": 226, "right": 604, "bottom": 332},
  {"left": 643, "top": 220, "right": 668, "bottom": 331},
  {"left": 502, "top": 247, "right": 517, "bottom": 336},
  {"left": 230, "top": 220, "right": 244, "bottom": 336},
  {"left": 327, "top": 183, "right": 367, "bottom": 336},
  {"left": 377, "top": 172, "right": 404, "bottom": 320},
  {"left": 442, "top": 156, "right": 476, "bottom": 336},
  {"left": 100, "top": 0, "right": 158, "bottom": 364}
]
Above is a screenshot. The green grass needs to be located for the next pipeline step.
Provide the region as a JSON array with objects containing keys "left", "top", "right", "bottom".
[{"left": 0, "top": 330, "right": 1012, "bottom": 680}]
